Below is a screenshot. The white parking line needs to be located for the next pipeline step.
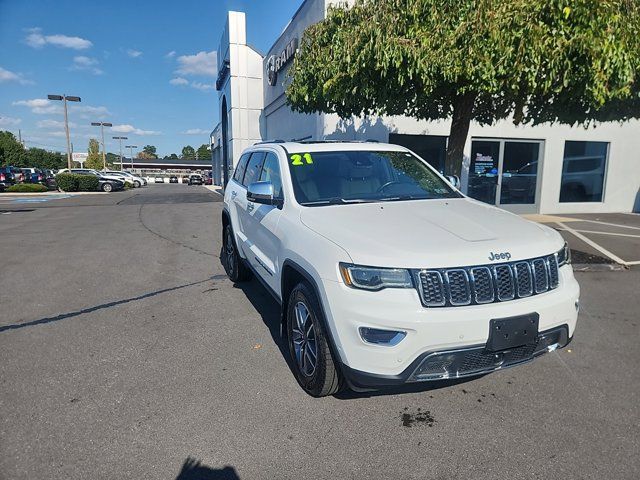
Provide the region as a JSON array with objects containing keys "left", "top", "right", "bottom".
[
  {"left": 580, "top": 219, "right": 640, "bottom": 231},
  {"left": 556, "top": 222, "right": 631, "bottom": 266},
  {"left": 555, "top": 228, "right": 640, "bottom": 239}
]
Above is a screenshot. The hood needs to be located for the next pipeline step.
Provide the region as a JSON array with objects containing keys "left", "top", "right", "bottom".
[{"left": 300, "top": 198, "right": 563, "bottom": 268}]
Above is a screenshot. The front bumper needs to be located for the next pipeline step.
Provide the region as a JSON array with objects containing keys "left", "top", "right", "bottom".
[
  {"left": 342, "top": 325, "right": 570, "bottom": 389},
  {"left": 319, "top": 265, "right": 579, "bottom": 384}
]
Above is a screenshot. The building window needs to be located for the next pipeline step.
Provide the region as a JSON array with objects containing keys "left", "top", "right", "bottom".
[{"left": 560, "top": 141, "right": 609, "bottom": 203}]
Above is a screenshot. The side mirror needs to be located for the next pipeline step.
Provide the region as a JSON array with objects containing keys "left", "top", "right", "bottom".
[
  {"left": 247, "top": 181, "right": 280, "bottom": 206},
  {"left": 445, "top": 175, "right": 461, "bottom": 189}
]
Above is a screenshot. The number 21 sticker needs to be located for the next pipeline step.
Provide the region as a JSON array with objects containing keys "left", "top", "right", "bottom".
[{"left": 291, "top": 153, "right": 314, "bottom": 165}]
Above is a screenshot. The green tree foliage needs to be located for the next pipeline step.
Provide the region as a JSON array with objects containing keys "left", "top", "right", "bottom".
[
  {"left": 181, "top": 145, "right": 195, "bottom": 159},
  {"left": 0, "top": 131, "right": 26, "bottom": 166},
  {"left": 196, "top": 144, "right": 211, "bottom": 161},
  {"left": 0, "top": 131, "right": 65, "bottom": 168},
  {"left": 142, "top": 145, "right": 158, "bottom": 158},
  {"left": 287, "top": 0, "right": 640, "bottom": 175},
  {"left": 85, "top": 138, "right": 102, "bottom": 170},
  {"left": 168, "top": 153, "right": 179, "bottom": 160}
]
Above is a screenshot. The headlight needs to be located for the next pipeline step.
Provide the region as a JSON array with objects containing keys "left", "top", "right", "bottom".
[
  {"left": 557, "top": 242, "right": 571, "bottom": 266},
  {"left": 339, "top": 263, "right": 413, "bottom": 291}
]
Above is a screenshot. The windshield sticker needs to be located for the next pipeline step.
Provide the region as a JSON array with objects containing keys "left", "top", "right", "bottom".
[{"left": 291, "top": 153, "right": 314, "bottom": 165}]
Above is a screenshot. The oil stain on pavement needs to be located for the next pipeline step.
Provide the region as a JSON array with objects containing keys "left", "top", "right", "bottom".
[{"left": 400, "top": 407, "right": 436, "bottom": 427}]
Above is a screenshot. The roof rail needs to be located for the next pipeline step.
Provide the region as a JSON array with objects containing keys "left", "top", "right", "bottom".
[{"left": 254, "top": 139, "right": 286, "bottom": 145}]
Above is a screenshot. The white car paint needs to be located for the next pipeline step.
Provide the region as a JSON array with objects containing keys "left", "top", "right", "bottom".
[{"left": 223, "top": 142, "right": 580, "bottom": 385}]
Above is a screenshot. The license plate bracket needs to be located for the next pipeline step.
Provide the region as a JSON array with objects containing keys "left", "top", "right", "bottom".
[{"left": 486, "top": 313, "right": 539, "bottom": 352}]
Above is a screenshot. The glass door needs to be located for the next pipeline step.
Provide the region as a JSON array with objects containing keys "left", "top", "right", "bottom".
[{"left": 467, "top": 139, "right": 543, "bottom": 213}]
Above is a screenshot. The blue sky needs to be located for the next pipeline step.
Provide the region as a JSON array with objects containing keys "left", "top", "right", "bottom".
[{"left": 0, "top": 0, "right": 302, "bottom": 157}]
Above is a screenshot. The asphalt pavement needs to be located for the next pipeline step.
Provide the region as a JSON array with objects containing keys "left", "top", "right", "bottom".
[{"left": 1, "top": 184, "right": 638, "bottom": 479}]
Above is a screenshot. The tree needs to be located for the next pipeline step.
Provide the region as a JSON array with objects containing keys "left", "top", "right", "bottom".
[
  {"left": 181, "top": 145, "right": 195, "bottom": 159},
  {"left": 196, "top": 144, "right": 211, "bottom": 161},
  {"left": 142, "top": 145, "right": 158, "bottom": 159},
  {"left": 25, "top": 148, "right": 65, "bottom": 169},
  {"left": 84, "top": 138, "right": 102, "bottom": 170},
  {"left": 287, "top": 0, "right": 640, "bottom": 175},
  {"left": 168, "top": 153, "right": 179, "bottom": 160},
  {"left": 0, "top": 131, "right": 26, "bottom": 167}
]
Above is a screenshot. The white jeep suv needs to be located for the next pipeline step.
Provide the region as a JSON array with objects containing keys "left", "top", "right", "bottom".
[{"left": 222, "top": 141, "right": 579, "bottom": 397}]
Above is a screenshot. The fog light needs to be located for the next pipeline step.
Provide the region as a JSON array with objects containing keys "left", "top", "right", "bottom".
[{"left": 359, "top": 327, "right": 406, "bottom": 346}]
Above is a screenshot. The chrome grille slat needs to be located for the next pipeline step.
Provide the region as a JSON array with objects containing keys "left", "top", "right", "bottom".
[{"left": 416, "top": 254, "right": 560, "bottom": 308}]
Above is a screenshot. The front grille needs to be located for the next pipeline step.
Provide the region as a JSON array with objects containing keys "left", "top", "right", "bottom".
[{"left": 416, "top": 254, "right": 560, "bottom": 308}]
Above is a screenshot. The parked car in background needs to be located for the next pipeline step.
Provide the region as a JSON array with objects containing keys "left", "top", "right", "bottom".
[
  {"left": 104, "top": 170, "right": 147, "bottom": 187},
  {"left": 154, "top": 177, "right": 165, "bottom": 184},
  {"left": 205, "top": 174, "right": 213, "bottom": 185},
  {"left": 21, "top": 168, "right": 46, "bottom": 185},
  {"left": 0, "top": 166, "right": 20, "bottom": 191},
  {"left": 188, "top": 174, "right": 203, "bottom": 185},
  {"left": 169, "top": 175, "right": 179, "bottom": 184},
  {"left": 77, "top": 170, "right": 124, "bottom": 192}
]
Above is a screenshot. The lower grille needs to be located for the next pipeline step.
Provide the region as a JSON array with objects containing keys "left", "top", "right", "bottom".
[{"left": 416, "top": 254, "right": 560, "bottom": 308}]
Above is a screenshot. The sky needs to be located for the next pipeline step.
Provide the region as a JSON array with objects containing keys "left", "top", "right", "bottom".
[{"left": 0, "top": 0, "right": 302, "bottom": 157}]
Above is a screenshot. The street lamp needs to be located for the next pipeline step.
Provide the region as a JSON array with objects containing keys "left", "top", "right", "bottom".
[
  {"left": 91, "top": 122, "right": 112, "bottom": 171},
  {"left": 125, "top": 145, "right": 138, "bottom": 171},
  {"left": 112, "top": 136, "right": 128, "bottom": 171},
  {"left": 47, "top": 94, "right": 81, "bottom": 170}
]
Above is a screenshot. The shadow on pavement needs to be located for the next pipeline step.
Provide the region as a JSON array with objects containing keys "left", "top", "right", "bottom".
[
  {"left": 0, "top": 277, "right": 218, "bottom": 333},
  {"left": 175, "top": 457, "right": 239, "bottom": 480}
]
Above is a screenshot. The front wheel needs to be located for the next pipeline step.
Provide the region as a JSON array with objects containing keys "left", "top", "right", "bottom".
[
  {"left": 134, "top": 180, "right": 141, "bottom": 188},
  {"left": 102, "top": 182, "right": 113, "bottom": 192},
  {"left": 222, "top": 224, "right": 251, "bottom": 282},
  {"left": 287, "top": 282, "right": 343, "bottom": 397}
]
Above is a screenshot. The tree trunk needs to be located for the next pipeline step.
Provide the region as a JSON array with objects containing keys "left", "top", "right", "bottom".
[{"left": 445, "top": 93, "right": 475, "bottom": 177}]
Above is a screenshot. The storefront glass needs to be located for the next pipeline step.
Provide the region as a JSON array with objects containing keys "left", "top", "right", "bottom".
[{"left": 559, "top": 141, "right": 608, "bottom": 203}]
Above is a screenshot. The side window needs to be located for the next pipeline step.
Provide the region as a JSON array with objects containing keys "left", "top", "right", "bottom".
[
  {"left": 242, "top": 152, "right": 266, "bottom": 186},
  {"left": 232, "top": 153, "right": 251, "bottom": 184},
  {"left": 259, "top": 152, "right": 283, "bottom": 199}
]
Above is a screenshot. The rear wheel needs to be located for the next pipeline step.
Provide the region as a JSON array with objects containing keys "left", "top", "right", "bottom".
[
  {"left": 223, "top": 224, "right": 251, "bottom": 282},
  {"left": 286, "top": 282, "right": 342, "bottom": 397}
]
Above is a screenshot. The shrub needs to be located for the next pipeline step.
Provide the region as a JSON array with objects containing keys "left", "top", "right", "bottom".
[
  {"left": 5, "top": 183, "right": 48, "bottom": 193},
  {"left": 77, "top": 175, "right": 99, "bottom": 192},
  {"left": 55, "top": 173, "right": 79, "bottom": 192},
  {"left": 124, "top": 181, "right": 134, "bottom": 189}
]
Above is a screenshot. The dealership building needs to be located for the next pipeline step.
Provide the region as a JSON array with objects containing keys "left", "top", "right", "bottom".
[{"left": 211, "top": 1, "right": 640, "bottom": 214}]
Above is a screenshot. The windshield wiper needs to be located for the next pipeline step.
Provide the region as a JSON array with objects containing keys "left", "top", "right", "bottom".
[{"left": 301, "top": 198, "right": 376, "bottom": 206}]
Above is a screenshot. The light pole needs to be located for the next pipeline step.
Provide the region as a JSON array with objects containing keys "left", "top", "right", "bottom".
[
  {"left": 47, "top": 94, "right": 81, "bottom": 170},
  {"left": 112, "top": 136, "right": 128, "bottom": 171},
  {"left": 91, "top": 122, "right": 112, "bottom": 171},
  {"left": 126, "top": 145, "right": 138, "bottom": 172}
]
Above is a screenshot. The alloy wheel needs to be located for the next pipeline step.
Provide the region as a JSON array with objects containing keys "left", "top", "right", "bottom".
[{"left": 291, "top": 301, "right": 318, "bottom": 377}]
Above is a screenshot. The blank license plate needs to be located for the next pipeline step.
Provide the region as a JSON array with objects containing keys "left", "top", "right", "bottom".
[{"left": 486, "top": 313, "right": 539, "bottom": 352}]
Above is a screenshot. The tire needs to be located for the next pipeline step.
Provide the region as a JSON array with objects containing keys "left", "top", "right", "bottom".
[
  {"left": 286, "top": 282, "right": 343, "bottom": 397},
  {"left": 134, "top": 180, "right": 141, "bottom": 188},
  {"left": 102, "top": 182, "right": 113, "bottom": 193},
  {"left": 222, "top": 224, "right": 251, "bottom": 282}
]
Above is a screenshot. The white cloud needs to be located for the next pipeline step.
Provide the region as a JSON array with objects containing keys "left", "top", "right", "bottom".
[
  {"left": 165, "top": 50, "right": 176, "bottom": 58},
  {"left": 169, "top": 77, "right": 189, "bottom": 86},
  {"left": 112, "top": 124, "right": 161, "bottom": 136},
  {"left": 127, "top": 49, "right": 143, "bottom": 58},
  {"left": 0, "top": 115, "right": 22, "bottom": 127},
  {"left": 13, "top": 99, "right": 111, "bottom": 118},
  {"left": 37, "top": 119, "right": 77, "bottom": 129},
  {"left": 190, "top": 81, "right": 215, "bottom": 91},
  {"left": 0, "top": 66, "right": 34, "bottom": 85},
  {"left": 175, "top": 51, "right": 217, "bottom": 77},
  {"left": 13, "top": 98, "right": 59, "bottom": 114},
  {"left": 25, "top": 28, "right": 92, "bottom": 50},
  {"left": 70, "top": 56, "right": 103, "bottom": 75},
  {"left": 182, "top": 128, "right": 209, "bottom": 135}
]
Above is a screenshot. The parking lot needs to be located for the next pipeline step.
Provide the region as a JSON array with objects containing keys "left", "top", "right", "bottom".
[{"left": 1, "top": 184, "right": 639, "bottom": 480}]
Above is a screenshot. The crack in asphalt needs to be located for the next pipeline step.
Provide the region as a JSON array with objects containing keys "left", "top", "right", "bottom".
[{"left": 137, "top": 203, "right": 215, "bottom": 257}]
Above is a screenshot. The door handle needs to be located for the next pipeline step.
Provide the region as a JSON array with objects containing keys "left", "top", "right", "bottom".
[
  {"left": 247, "top": 203, "right": 254, "bottom": 212},
  {"left": 231, "top": 190, "right": 237, "bottom": 198}
]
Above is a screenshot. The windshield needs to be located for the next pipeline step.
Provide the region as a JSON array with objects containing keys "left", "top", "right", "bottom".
[{"left": 287, "top": 150, "right": 460, "bottom": 206}]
